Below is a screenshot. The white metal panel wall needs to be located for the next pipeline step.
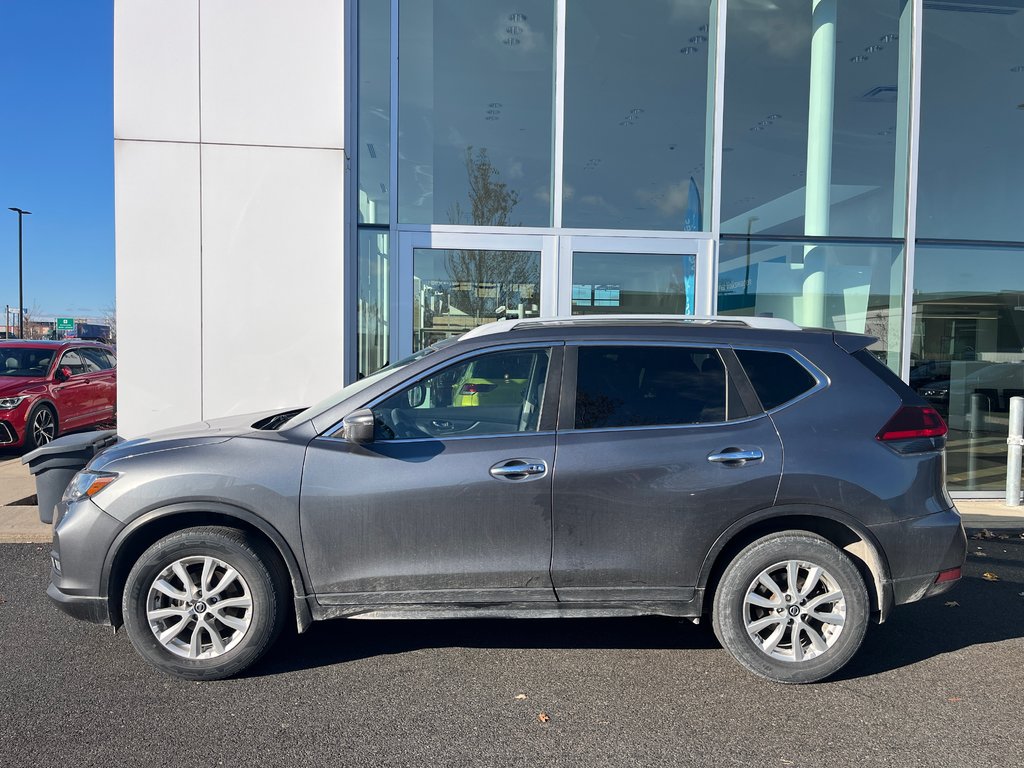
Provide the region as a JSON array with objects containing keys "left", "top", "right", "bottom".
[
  {"left": 114, "top": 0, "right": 200, "bottom": 142},
  {"left": 114, "top": 141, "right": 203, "bottom": 437},
  {"left": 115, "top": 0, "right": 347, "bottom": 435},
  {"left": 200, "top": 0, "right": 346, "bottom": 148},
  {"left": 200, "top": 144, "right": 346, "bottom": 418}
]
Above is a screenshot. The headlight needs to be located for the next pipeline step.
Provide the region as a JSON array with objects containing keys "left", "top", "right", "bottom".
[
  {"left": 0, "top": 396, "right": 26, "bottom": 409},
  {"left": 62, "top": 470, "right": 119, "bottom": 503}
]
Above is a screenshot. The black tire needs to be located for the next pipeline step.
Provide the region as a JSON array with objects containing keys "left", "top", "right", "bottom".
[
  {"left": 712, "top": 532, "right": 869, "bottom": 684},
  {"left": 122, "top": 526, "right": 289, "bottom": 680},
  {"left": 24, "top": 403, "right": 58, "bottom": 451}
]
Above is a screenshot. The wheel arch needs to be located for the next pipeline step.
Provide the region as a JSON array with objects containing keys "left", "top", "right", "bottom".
[
  {"left": 698, "top": 504, "right": 893, "bottom": 622},
  {"left": 102, "top": 502, "right": 312, "bottom": 633}
]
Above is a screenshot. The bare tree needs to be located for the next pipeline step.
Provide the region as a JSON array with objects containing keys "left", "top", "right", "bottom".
[
  {"left": 101, "top": 304, "right": 117, "bottom": 344},
  {"left": 439, "top": 147, "right": 539, "bottom": 323}
]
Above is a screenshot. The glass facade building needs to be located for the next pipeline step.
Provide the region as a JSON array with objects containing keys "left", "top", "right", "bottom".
[{"left": 349, "top": 0, "right": 1024, "bottom": 494}]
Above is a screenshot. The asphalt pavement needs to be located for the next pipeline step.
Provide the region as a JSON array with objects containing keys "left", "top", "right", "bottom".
[{"left": 2, "top": 532, "right": 1023, "bottom": 768}]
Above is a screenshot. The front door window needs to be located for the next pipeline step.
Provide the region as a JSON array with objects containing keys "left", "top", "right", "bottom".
[{"left": 373, "top": 347, "right": 551, "bottom": 440}]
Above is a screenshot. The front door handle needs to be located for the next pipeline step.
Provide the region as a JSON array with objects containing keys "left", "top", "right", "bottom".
[
  {"left": 489, "top": 459, "right": 548, "bottom": 480},
  {"left": 707, "top": 448, "right": 764, "bottom": 466}
]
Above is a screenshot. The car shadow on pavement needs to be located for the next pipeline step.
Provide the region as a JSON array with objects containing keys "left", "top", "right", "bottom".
[
  {"left": 836, "top": 548, "right": 1024, "bottom": 680},
  {"left": 250, "top": 615, "right": 721, "bottom": 679},
  {"left": 251, "top": 540, "right": 1024, "bottom": 682}
]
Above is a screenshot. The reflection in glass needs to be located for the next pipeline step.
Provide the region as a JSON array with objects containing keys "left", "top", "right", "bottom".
[
  {"left": 721, "top": 0, "right": 911, "bottom": 238},
  {"left": 912, "top": 245, "right": 1024, "bottom": 491},
  {"left": 357, "top": 229, "right": 390, "bottom": 377},
  {"left": 572, "top": 252, "right": 695, "bottom": 315},
  {"left": 562, "top": 0, "right": 713, "bottom": 230},
  {"left": 357, "top": 0, "right": 390, "bottom": 224},
  {"left": 917, "top": 7, "right": 1024, "bottom": 241},
  {"left": 717, "top": 239, "right": 903, "bottom": 370},
  {"left": 413, "top": 248, "right": 542, "bottom": 350},
  {"left": 398, "top": 0, "right": 555, "bottom": 226}
]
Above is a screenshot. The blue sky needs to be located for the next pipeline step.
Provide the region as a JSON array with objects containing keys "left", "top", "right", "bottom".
[{"left": 0, "top": 1, "right": 113, "bottom": 323}]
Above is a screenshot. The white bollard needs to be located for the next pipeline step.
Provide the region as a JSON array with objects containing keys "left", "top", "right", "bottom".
[{"left": 1006, "top": 396, "right": 1024, "bottom": 506}]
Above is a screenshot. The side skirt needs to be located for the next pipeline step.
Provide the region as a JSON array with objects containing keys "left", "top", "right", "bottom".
[{"left": 307, "top": 594, "right": 705, "bottom": 622}]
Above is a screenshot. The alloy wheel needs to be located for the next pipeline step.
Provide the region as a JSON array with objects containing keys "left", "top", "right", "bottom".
[
  {"left": 145, "top": 556, "right": 253, "bottom": 660},
  {"left": 742, "top": 559, "right": 847, "bottom": 663},
  {"left": 32, "top": 408, "right": 55, "bottom": 446}
]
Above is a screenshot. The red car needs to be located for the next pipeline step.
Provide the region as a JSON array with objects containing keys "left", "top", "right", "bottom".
[{"left": 0, "top": 340, "right": 117, "bottom": 451}]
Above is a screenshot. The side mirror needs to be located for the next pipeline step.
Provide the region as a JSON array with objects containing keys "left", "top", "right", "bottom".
[
  {"left": 407, "top": 384, "right": 426, "bottom": 408},
  {"left": 54, "top": 367, "right": 72, "bottom": 382},
  {"left": 341, "top": 408, "right": 376, "bottom": 444}
]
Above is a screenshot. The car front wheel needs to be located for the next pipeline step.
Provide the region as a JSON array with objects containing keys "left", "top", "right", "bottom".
[
  {"left": 25, "top": 404, "right": 57, "bottom": 450},
  {"left": 712, "top": 531, "right": 869, "bottom": 684},
  {"left": 122, "top": 526, "right": 288, "bottom": 680}
]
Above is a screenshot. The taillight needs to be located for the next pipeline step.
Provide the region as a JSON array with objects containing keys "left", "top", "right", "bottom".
[
  {"left": 934, "top": 567, "right": 961, "bottom": 584},
  {"left": 876, "top": 405, "right": 948, "bottom": 441},
  {"left": 459, "top": 382, "right": 498, "bottom": 395}
]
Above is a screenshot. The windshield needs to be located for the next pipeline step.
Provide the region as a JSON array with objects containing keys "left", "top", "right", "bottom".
[
  {"left": 280, "top": 343, "right": 449, "bottom": 429},
  {"left": 0, "top": 348, "right": 54, "bottom": 377}
]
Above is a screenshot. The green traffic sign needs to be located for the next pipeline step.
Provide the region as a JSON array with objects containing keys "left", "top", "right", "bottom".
[{"left": 56, "top": 317, "right": 74, "bottom": 330}]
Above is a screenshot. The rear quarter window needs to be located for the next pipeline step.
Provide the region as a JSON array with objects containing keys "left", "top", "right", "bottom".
[{"left": 735, "top": 349, "right": 817, "bottom": 410}]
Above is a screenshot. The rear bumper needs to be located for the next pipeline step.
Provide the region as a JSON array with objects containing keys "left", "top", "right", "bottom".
[{"left": 871, "top": 507, "right": 967, "bottom": 609}]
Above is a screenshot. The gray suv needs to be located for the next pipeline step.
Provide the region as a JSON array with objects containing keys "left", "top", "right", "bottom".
[{"left": 46, "top": 316, "right": 966, "bottom": 683}]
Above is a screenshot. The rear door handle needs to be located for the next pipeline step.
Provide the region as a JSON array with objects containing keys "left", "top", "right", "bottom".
[
  {"left": 489, "top": 459, "right": 548, "bottom": 480},
  {"left": 707, "top": 448, "right": 764, "bottom": 466}
]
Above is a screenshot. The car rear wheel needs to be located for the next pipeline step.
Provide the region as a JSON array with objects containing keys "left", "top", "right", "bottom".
[
  {"left": 122, "top": 526, "right": 288, "bottom": 680},
  {"left": 712, "top": 532, "right": 869, "bottom": 684},
  {"left": 24, "top": 404, "right": 57, "bottom": 451}
]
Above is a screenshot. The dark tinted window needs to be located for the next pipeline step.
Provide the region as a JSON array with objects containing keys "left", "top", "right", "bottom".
[
  {"left": 575, "top": 346, "right": 735, "bottom": 430},
  {"left": 735, "top": 349, "right": 817, "bottom": 410}
]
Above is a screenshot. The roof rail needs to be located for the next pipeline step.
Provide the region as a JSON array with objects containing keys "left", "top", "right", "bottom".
[{"left": 460, "top": 314, "right": 801, "bottom": 340}]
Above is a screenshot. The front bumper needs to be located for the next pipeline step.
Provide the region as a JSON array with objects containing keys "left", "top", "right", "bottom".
[
  {"left": 871, "top": 507, "right": 967, "bottom": 608},
  {"left": 46, "top": 497, "right": 123, "bottom": 626},
  {"left": 47, "top": 582, "right": 111, "bottom": 625}
]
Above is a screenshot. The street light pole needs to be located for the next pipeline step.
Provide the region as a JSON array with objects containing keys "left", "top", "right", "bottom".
[{"left": 8, "top": 207, "right": 31, "bottom": 339}]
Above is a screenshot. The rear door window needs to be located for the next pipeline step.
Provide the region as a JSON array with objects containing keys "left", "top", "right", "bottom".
[
  {"left": 81, "top": 348, "right": 112, "bottom": 371},
  {"left": 734, "top": 349, "right": 818, "bottom": 411},
  {"left": 574, "top": 346, "right": 743, "bottom": 429}
]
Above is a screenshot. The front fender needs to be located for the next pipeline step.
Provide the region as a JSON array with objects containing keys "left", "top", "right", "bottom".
[{"left": 100, "top": 500, "right": 313, "bottom": 632}]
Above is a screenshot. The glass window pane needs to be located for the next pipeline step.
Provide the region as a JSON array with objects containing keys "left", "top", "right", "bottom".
[
  {"left": 575, "top": 346, "right": 732, "bottom": 429},
  {"left": 717, "top": 239, "right": 904, "bottom": 371},
  {"left": 413, "top": 247, "right": 542, "bottom": 350},
  {"left": 398, "top": 0, "right": 555, "bottom": 226},
  {"left": 912, "top": 244, "right": 1024, "bottom": 491},
  {"left": 373, "top": 348, "right": 551, "bottom": 439},
  {"left": 572, "top": 252, "right": 695, "bottom": 315},
  {"left": 917, "top": 6, "right": 1024, "bottom": 241},
  {"left": 721, "top": 0, "right": 911, "bottom": 238},
  {"left": 734, "top": 349, "right": 816, "bottom": 410},
  {"left": 358, "top": 229, "right": 390, "bottom": 377},
  {"left": 358, "top": 0, "right": 390, "bottom": 224},
  {"left": 562, "top": 0, "right": 713, "bottom": 231}
]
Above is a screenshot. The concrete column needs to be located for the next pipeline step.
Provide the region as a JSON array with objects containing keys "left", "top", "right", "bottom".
[{"left": 800, "top": 0, "right": 837, "bottom": 328}]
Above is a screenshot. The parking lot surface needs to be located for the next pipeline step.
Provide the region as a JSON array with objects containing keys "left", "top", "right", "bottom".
[{"left": 1, "top": 533, "right": 1023, "bottom": 768}]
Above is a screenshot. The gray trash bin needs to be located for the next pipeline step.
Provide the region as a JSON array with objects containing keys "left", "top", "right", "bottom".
[{"left": 22, "top": 430, "right": 120, "bottom": 525}]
